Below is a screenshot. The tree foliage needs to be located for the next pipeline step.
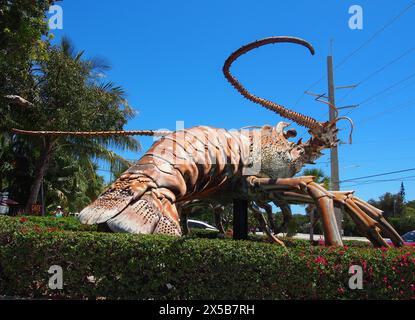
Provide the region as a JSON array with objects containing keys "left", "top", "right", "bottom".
[
  {"left": 368, "top": 188, "right": 406, "bottom": 217},
  {"left": 301, "top": 168, "right": 330, "bottom": 189},
  {"left": 0, "top": 0, "right": 53, "bottom": 128},
  {"left": 1, "top": 2, "right": 139, "bottom": 213}
]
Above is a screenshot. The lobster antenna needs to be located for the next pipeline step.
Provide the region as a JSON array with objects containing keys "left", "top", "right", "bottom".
[
  {"left": 315, "top": 98, "right": 339, "bottom": 120},
  {"left": 332, "top": 116, "right": 354, "bottom": 144},
  {"left": 223, "top": 36, "right": 322, "bottom": 130},
  {"left": 11, "top": 128, "right": 172, "bottom": 137}
]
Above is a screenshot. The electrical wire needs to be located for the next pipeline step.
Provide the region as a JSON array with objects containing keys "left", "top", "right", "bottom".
[
  {"left": 337, "top": 46, "right": 415, "bottom": 104},
  {"left": 339, "top": 167, "right": 415, "bottom": 183},
  {"left": 343, "top": 175, "right": 415, "bottom": 188},
  {"left": 293, "top": 0, "right": 415, "bottom": 110}
]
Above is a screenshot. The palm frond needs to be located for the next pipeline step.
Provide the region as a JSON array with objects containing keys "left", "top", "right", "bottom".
[{"left": 60, "top": 36, "right": 75, "bottom": 58}]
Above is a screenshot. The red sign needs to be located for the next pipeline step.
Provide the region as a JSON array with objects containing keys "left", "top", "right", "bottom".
[{"left": 31, "top": 204, "right": 42, "bottom": 216}]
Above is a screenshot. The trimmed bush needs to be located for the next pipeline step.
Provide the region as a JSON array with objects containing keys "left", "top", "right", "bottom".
[
  {"left": 11, "top": 216, "right": 97, "bottom": 232},
  {"left": 0, "top": 216, "right": 414, "bottom": 299},
  {"left": 388, "top": 216, "right": 415, "bottom": 235},
  {"left": 343, "top": 214, "right": 415, "bottom": 237}
]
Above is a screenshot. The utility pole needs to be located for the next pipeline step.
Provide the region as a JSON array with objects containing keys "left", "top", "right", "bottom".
[
  {"left": 305, "top": 44, "right": 358, "bottom": 238},
  {"left": 326, "top": 54, "right": 343, "bottom": 235}
]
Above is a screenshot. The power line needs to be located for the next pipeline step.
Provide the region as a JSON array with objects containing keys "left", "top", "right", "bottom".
[
  {"left": 356, "top": 71, "right": 415, "bottom": 106},
  {"left": 356, "top": 98, "right": 415, "bottom": 125},
  {"left": 335, "top": 0, "right": 415, "bottom": 70},
  {"left": 336, "top": 74, "right": 415, "bottom": 124},
  {"left": 326, "top": 74, "right": 415, "bottom": 129},
  {"left": 346, "top": 175, "right": 415, "bottom": 184},
  {"left": 294, "top": 0, "right": 415, "bottom": 109},
  {"left": 294, "top": 75, "right": 326, "bottom": 108},
  {"left": 362, "top": 80, "right": 415, "bottom": 106},
  {"left": 337, "top": 46, "right": 415, "bottom": 104},
  {"left": 343, "top": 175, "right": 415, "bottom": 188},
  {"left": 350, "top": 135, "right": 415, "bottom": 144},
  {"left": 355, "top": 175, "right": 415, "bottom": 183},
  {"left": 340, "top": 167, "right": 415, "bottom": 183},
  {"left": 332, "top": 83, "right": 415, "bottom": 136},
  {"left": 298, "top": 61, "right": 415, "bottom": 139}
]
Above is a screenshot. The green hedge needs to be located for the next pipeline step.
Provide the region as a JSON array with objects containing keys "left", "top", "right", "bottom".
[
  {"left": 0, "top": 216, "right": 414, "bottom": 299},
  {"left": 387, "top": 216, "right": 415, "bottom": 235},
  {"left": 12, "top": 216, "right": 98, "bottom": 232},
  {"left": 342, "top": 214, "right": 415, "bottom": 237}
]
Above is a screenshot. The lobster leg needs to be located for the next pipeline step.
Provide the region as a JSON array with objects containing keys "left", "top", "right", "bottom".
[
  {"left": 352, "top": 196, "right": 403, "bottom": 246},
  {"left": 272, "top": 199, "right": 292, "bottom": 234},
  {"left": 250, "top": 203, "right": 286, "bottom": 246},
  {"left": 247, "top": 176, "right": 404, "bottom": 247},
  {"left": 280, "top": 190, "right": 403, "bottom": 247},
  {"left": 213, "top": 204, "right": 226, "bottom": 234},
  {"left": 331, "top": 192, "right": 403, "bottom": 247},
  {"left": 247, "top": 176, "right": 343, "bottom": 246},
  {"left": 255, "top": 200, "right": 278, "bottom": 233},
  {"left": 304, "top": 182, "right": 343, "bottom": 246}
]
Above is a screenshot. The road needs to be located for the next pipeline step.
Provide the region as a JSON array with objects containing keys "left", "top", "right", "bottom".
[{"left": 274, "top": 232, "right": 374, "bottom": 242}]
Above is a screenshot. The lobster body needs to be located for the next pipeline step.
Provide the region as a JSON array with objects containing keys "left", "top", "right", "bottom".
[{"left": 78, "top": 123, "right": 317, "bottom": 234}]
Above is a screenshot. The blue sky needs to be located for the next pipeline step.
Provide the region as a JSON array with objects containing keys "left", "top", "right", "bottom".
[{"left": 49, "top": 0, "right": 415, "bottom": 206}]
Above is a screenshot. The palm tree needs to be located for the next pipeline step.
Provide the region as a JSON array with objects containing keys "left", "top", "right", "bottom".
[
  {"left": 9, "top": 37, "right": 140, "bottom": 212},
  {"left": 301, "top": 168, "right": 330, "bottom": 189},
  {"left": 43, "top": 151, "right": 108, "bottom": 213}
]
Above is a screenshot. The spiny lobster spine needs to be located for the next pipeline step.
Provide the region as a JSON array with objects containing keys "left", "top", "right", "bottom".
[{"left": 223, "top": 36, "right": 322, "bottom": 130}]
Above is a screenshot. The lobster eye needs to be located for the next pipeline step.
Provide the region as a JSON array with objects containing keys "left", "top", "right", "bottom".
[{"left": 283, "top": 129, "right": 297, "bottom": 139}]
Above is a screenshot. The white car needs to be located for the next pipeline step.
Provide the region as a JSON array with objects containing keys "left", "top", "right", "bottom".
[{"left": 187, "top": 219, "right": 218, "bottom": 231}]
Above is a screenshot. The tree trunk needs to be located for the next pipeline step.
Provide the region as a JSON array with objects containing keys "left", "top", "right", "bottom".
[{"left": 25, "top": 138, "right": 54, "bottom": 213}]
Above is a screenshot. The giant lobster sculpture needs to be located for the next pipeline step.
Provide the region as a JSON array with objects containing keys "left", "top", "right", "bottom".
[{"left": 13, "top": 36, "right": 404, "bottom": 247}]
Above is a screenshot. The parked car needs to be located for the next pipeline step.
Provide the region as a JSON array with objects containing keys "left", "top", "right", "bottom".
[
  {"left": 187, "top": 219, "right": 218, "bottom": 231},
  {"left": 402, "top": 230, "right": 415, "bottom": 245},
  {"left": 387, "top": 230, "right": 415, "bottom": 247}
]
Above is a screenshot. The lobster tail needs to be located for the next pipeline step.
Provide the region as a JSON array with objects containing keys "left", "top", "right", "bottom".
[
  {"left": 105, "top": 192, "right": 181, "bottom": 235},
  {"left": 78, "top": 177, "right": 153, "bottom": 225},
  {"left": 223, "top": 36, "right": 321, "bottom": 130},
  {"left": 79, "top": 176, "right": 181, "bottom": 235}
]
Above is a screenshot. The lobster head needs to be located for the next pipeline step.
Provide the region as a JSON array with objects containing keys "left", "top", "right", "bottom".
[
  {"left": 307, "top": 116, "right": 353, "bottom": 151},
  {"left": 308, "top": 123, "right": 339, "bottom": 149}
]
